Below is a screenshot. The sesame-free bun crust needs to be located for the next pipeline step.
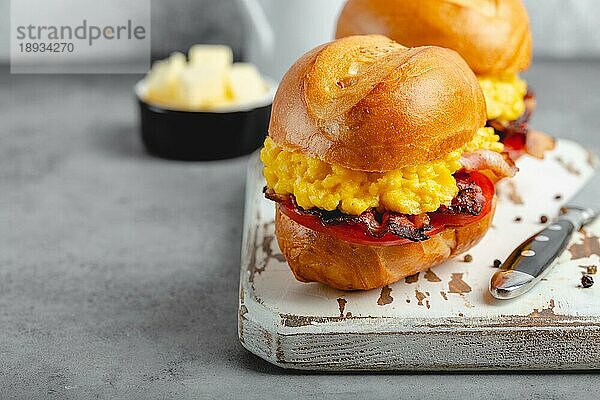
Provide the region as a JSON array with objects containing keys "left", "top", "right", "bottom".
[
  {"left": 275, "top": 199, "right": 496, "bottom": 291},
  {"left": 269, "top": 35, "right": 486, "bottom": 172},
  {"left": 336, "top": 0, "right": 532, "bottom": 76}
]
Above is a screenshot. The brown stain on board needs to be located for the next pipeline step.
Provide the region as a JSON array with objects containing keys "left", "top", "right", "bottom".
[
  {"left": 239, "top": 304, "right": 248, "bottom": 317},
  {"left": 337, "top": 298, "right": 347, "bottom": 317},
  {"left": 275, "top": 337, "right": 284, "bottom": 363},
  {"left": 448, "top": 273, "right": 472, "bottom": 294},
  {"left": 262, "top": 234, "right": 275, "bottom": 257},
  {"left": 238, "top": 304, "right": 249, "bottom": 343},
  {"left": 555, "top": 155, "right": 581, "bottom": 176},
  {"left": 263, "top": 234, "right": 286, "bottom": 264},
  {"left": 377, "top": 286, "right": 393, "bottom": 306},
  {"left": 263, "top": 221, "right": 285, "bottom": 263},
  {"left": 262, "top": 224, "right": 275, "bottom": 254},
  {"left": 424, "top": 269, "right": 442, "bottom": 283},
  {"left": 259, "top": 330, "right": 274, "bottom": 357},
  {"left": 569, "top": 229, "right": 600, "bottom": 259},
  {"left": 405, "top": 272, "right": 420, "bottom": 284},
  {"left": 528, "top": 299, "right": 556, "bottom": 318},
  {"left": 248, "top": 220, "right": 285, "bottom": 282},
  {"left": 415, "top": 290, "right": 427, "bottom": 306}
]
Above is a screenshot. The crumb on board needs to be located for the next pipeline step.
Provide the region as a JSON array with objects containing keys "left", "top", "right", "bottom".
[{"left": 582, "top": 274, "right": 594, "bottom": 288}]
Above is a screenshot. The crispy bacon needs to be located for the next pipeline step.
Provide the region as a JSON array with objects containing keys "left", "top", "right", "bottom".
[
  {"left": 263, "top": 173, "right": 486, "bottom": 242},
  {"left": 265, "top": 188, "right": 433, "bottom": 241},
  {"left": 383, "top": 213, "right": 432, "bottom": 241},
  {"left": 525, "top": 130, "right": 556, "bottom": 159},
  {"left": 459, "top": 149, "right": 518, "bottom": 179},
  {"left": 263, "top": 187, "right": 289, "bottom": 203},
  {"left": 436, "top": 175, "right": 483, "bottom": 216},
  {"left": 305, "top": 203, "right": 433, "bottom": 241}
]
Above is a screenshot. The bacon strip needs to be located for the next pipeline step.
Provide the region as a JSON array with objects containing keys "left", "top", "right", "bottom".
[
  {"left": 436, "top": 176, "right": 484, "bottom": 216},
  {"left": 459, "top": 149, "right": 518, "bottom": 179},
  {"left": 316, "top": 209, "right": 433, "bottom": 241},
  {"left": 263, "top": 171, "right": 487, "bottom": 242},
  {"left": 525, "top": 130, "right": 556, "bottom": 159},
  {"left": 265, "top": 188, "right": 433, "bottom": 241}
]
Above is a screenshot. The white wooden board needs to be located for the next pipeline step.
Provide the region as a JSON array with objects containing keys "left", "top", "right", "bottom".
[{"left": 238, "top": 139, "right": 600, "bottom": 371}]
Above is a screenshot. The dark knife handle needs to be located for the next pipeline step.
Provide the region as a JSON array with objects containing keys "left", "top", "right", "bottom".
[
  {"left": 502, "top": 219, "right": 575, "bottom": 276},
  {"left": 490, "top": 207, "right": 594, "bottom": 299}
]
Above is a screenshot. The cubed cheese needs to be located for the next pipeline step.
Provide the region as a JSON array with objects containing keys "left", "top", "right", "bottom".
[
  {"left": 179, "top": 65, "right": 228, "bottom": 109},
  {"left": 189, "top": 45, "right": 233, "bottom": 71},
  {"left": 228, "top": 63, "right": 267, "bottom": 103}
]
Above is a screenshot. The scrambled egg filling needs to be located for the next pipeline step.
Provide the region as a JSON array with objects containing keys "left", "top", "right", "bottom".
[
  {"left": 261, "top": 127, "right": 502, "bottom": 216},
  {"left": 478, "top": 73, "right": 527, "bottom": 123}
]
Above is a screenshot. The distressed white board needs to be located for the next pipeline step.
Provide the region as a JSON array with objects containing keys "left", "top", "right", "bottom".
[{"left": 239, "top": 139, "right": 600, "bottom": 371}]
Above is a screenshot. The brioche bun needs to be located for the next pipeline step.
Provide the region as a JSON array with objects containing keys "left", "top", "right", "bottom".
[
  {"left": 275, "top": 199, "right": 496, "bottom": 291},
  {"left": 268, "top": 35, "right": 486, "bottom": 172},
  {"left": 336, "top": 0, "right": 532, "bottom": 76}
]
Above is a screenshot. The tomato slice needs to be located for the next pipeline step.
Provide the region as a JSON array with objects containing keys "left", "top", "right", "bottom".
[
  {"left": 278, "top": 171, "right": 495, "bottom": 246},
  {"left": 502, "top": 133, "right": 526, "bottom": 160}
]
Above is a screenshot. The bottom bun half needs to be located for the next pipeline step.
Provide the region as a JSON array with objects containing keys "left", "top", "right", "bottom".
[{"left": 274, "top": 198, "right": 496, "bottom": 291}]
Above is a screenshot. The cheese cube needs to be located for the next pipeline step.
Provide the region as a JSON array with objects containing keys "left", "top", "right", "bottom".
[
  {"left": 179, "top": 65, "right": 228, "bottom": 109},
  {"left": 228, "top": 63, "right": 266, "bottom": 103},
  {"left": 188, "top": 45, "right": 233, "bottom": 71}
]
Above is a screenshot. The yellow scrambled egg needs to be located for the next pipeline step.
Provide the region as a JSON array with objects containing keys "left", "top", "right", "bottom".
[
  {"left": 261, "top": 128, "right": 503, "bottom": 216},
  {"left": 478, "top": 73, "right": 527, "bottom": 123}
]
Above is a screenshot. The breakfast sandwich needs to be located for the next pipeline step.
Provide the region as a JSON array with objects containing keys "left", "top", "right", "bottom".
[
  {"left": 336, "top": 0, "right": 555, "bottom": 159},
  {"left": 260, "top": 35, "right": 517, "bottom": 290}
]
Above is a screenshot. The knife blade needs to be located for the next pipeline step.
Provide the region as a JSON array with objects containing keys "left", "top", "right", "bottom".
[{"left": 489, "top": 170, "right": 598, "bottom": 300}]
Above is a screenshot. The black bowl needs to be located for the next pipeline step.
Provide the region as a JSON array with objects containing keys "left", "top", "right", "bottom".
[{"left": 135, "top": 79, "right": 275, "bottom": 161}]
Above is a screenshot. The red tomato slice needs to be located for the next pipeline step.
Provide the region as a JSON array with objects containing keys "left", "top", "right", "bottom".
[
  {"left": 502, "top": 133, "right": 526, "bottom": 160},
  {"left": 278, "top": 171, "right": 495, "bottom": 247}
]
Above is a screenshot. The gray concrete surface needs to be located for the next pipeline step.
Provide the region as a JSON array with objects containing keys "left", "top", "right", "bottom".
[{"left": 0, "top": 61, "right": 599, "bottom": 399}]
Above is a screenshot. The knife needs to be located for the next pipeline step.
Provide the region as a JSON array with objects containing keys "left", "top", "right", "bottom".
[{"left": 489, "top": 171, "right": 598, "bottom": 300}]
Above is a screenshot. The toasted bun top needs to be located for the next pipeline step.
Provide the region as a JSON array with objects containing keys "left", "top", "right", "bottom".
[
  {"left": 336, "top": 0, "right": 532, "bottom": 76},
  {"left": 268, "top": 35, "right": 486, "bottom": 172}
]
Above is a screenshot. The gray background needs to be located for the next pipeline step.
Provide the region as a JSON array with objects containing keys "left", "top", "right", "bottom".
[{"left": 2, "top": 0, "right": 600, "bottom": 62}]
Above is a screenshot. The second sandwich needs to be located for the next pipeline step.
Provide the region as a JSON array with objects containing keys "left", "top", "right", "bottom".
[{"left": 336, "top": 0, "right": 554, "bottom": 159}]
